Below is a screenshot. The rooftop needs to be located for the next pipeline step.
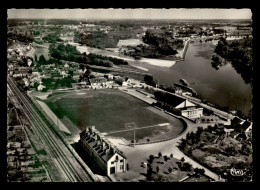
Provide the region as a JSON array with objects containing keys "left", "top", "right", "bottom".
[{"left": 80, "top": 126, "right": 126, "bottom": 162}]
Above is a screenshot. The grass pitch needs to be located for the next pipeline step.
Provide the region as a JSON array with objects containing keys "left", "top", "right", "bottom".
[{"left": 45, "top": 89, "right": 183, "bottom": 140}]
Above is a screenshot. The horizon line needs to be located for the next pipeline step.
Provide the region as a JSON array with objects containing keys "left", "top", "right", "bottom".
[{"left": 7, "top": 18, "right": 252, "bottom": 20}]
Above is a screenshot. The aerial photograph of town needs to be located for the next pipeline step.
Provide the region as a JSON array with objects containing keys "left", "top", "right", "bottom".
[{"left": 6, "top": 8, "right": 253, "bottom": 182}]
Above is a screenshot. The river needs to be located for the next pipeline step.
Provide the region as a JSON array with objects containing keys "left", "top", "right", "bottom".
[
  {"left": 34, "top": 41, "right": 252, "bottom": 116},
  {"left": 138, "top": 42, "right": 252, "bottom": 116}
]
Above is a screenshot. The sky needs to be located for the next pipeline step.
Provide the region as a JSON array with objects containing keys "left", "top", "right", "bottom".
[{"left": 7, "top": 8, "right": 252, "bottom": 20}]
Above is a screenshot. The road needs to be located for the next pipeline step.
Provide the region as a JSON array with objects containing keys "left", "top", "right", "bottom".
[
  {"left": 8, "top": 77, "right": 95, "bottom": 182},
  {"left": 109, "top": 118, "right": 220, "bottom": 181}
]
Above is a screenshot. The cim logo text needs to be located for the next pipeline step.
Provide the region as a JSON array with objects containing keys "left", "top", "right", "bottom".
[{"left": 230, "top": 168, "right": 245, "bottom": 176}]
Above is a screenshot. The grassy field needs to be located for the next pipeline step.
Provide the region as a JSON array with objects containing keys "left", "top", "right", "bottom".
[{"left": 45, "top": 89, "right": 183, "bottom": 140}]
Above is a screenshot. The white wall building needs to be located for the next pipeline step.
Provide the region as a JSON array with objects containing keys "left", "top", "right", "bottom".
[{"left": 80, "top": 126, "right": 127, "bottom": 176}]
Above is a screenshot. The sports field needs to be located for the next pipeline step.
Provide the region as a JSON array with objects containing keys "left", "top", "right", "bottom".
[{"left": 45, "top": 89, "right": 184, "bottom": 140}]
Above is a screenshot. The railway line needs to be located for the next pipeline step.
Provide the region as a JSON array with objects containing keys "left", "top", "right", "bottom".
[{"left": 7, "top": 77, "right": 94, "bottom": 182}]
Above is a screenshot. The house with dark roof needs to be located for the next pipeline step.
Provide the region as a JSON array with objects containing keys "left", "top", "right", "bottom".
[
  {"left": 229, "top": 117, "right": 252, "bottom": 139},
  {"left": 80, "top": 126, "right": 127, "bottom": 176},
  {"left": 231, "top": 117, "right": 251, "bottom": 133}
]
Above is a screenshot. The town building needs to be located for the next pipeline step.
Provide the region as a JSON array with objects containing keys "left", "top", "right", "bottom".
[
  {"left": 156, "top": 92, "right": 203, "bottom": 119},
  {"left": 79, "top": 126, "right": 127, "bottom": 175}
]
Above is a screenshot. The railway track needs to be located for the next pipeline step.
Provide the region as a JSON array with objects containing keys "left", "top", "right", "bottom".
[{"left": 7, "top": 77, "right": 94, "bottom": 182}]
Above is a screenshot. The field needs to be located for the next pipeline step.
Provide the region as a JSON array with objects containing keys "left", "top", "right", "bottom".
[{"left": 44, "top": 89, "right": 184, "bottom": 140}]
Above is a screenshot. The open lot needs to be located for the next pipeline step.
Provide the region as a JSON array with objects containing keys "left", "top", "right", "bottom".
[{"left": 44, "top": 89, "right": 184, "bottom": 140}]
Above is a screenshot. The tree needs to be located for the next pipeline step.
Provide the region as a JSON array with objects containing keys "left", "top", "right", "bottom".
[
  {"left": 181, "top": 162, "right": 192, "bottom": 171},
  {"left": 38, "top": 55, "right": 47, "bottom": 65},
  {"left": 68, "top": 70, "right": 74, "bottom": 77},
  {"left": 148, "top": 155, "right": 154, "bottom": 164},
  {"left": 196, "top": 126, "right": 203, "bottom": 135},
  {"left": 156, "top": 166, "right": 160, "bottom": 173},
  {"left": 84, "top": 65, "right": 91, "bottom": 78},
  {"left": 180, "top": 157, "right": 185, "bottom": 162},
  {"left": 163, "top": 155, "right": 168, "bottom": 162},
  {"left": 168, "top": 167, "right": 173, "bottom": 173},
  {"left": 147, "top": 164, "right": 153, "bottom": 180},
  {"left": 34, "top": 54, "right": 38, "bottom": 63},
  {"left": 194, "top": 168, "right": 205, "bottom": 175},
  {"left": 158, "top": 152, "right": 162, "bottom": 158},
  {"left": 33, "top": 82, "right": 39, "bottom": 90},
  {"left": 79, "top": 63, "right": 86, "bottom": 71},
  {"left": 170, "top": 154, "right": 173, "bottom": 158},
  {"left": 178, "top": 139, "right": 187, "bottom": 149},
  {"left": 207, "top": 125, "right": 213, "bottom": 133},
  {"left": 79, "top": 52, "right": 90, "bottom": 64}
]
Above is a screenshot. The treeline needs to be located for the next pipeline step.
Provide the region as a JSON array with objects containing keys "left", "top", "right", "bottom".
[
  {"left": 142, "top": 29, "right": 184, "bottom": 54},
  {"left": 34, "top": 55, "right": 59, "bottom": 66},
  {"left": 74, "top": 31, "right": 119, "bottom": 48},
  {"left": 79, "top": 53, "right": 128, "bottom": 67},
  {"left": 48, "top": 43, "right": 128, "bottom": 67},
  {"left": 213, "top": 37, "right": 252, "bottom": 84},
  {"left": 125, "top": 29, "right": 184, "bottom": 59},
  {"left": 34, "top": 77, "right": 76, "bottom": 91},
  {"left": 49, "top": 43, "right": 80, "bottom": 62},
  {"left": 42, "top": 33, "right": 63, "bottom": 43},
  {"left": 88, "top": 53, "right": 128, "bottom": 65}
]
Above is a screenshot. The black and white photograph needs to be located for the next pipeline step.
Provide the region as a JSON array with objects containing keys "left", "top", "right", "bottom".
[{"left": 6, "top": 8, "right": 253, "bottom": 182}]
